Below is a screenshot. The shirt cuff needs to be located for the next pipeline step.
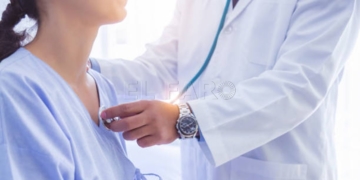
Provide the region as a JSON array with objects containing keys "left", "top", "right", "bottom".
[{"left": 89, "top": 58, "right": 101, "bottom": 73}]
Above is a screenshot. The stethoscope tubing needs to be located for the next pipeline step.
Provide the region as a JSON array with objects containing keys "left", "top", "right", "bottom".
[{"left": 170, "top": 0, "right": 232, "bottom": 104}]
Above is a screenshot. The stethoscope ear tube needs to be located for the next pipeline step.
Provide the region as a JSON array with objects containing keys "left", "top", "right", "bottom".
[{"left": 170, "top": 0, "right": 232, "bottom": 104}]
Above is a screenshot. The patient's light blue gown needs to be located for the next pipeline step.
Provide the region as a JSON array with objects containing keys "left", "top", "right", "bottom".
[{"left": 0, "top": 48, "right": 142, "bottom": 179}]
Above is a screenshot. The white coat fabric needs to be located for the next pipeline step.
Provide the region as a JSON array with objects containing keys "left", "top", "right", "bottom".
[{"left": 96, "top": 0, "right": 360, "bottom": 179}]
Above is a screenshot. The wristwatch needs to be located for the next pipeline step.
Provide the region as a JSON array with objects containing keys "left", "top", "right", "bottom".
[{"left": 176, "top": 103, "right": 199, "bottom": 139}]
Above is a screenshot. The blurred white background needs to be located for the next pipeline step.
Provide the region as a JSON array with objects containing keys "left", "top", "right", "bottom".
[{"left": 1, "top": 0, "right": 360, "bottom": 179}]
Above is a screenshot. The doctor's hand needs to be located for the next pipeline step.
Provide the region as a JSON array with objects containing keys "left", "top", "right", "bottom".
[{"left": 100, "top": 100, "right": 180, "bottom": 148}]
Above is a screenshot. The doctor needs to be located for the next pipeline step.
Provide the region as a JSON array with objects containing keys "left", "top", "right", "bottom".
[{"left": 92, "top": 0, "right": 360, "bottom": 179}]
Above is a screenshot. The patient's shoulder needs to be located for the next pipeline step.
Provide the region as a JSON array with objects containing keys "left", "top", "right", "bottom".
[
  {"left": 0, "top": 48, "right": 44, "bottom": 95},
  {"left": 0, "top": 48, "right": 32, "bottom": 73}
]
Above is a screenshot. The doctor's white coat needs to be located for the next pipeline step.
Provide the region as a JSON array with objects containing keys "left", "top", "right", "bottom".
[{"left": 97, "top": 0, "right": 360, "bottom": 179}]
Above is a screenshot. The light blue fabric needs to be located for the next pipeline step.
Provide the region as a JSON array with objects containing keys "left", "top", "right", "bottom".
[
  {"left": 0, "top": 48, "right": 151, "bottom": 180},
  {"left": 90, "top": 58, "right": 101, "bottom": 73}
]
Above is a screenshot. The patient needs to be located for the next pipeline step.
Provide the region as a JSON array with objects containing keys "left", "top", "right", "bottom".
[{"left": 0, "top": 0, "right": 152, "bottom": 179}]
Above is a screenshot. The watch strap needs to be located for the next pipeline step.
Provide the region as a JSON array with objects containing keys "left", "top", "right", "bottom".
[{"left": 178, "top": 103, "right": 191, "bottom": 117}]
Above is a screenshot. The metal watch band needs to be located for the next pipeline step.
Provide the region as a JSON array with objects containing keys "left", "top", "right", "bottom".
[{"left": 178, "top": 103, "right": 191, "bottom": 117}]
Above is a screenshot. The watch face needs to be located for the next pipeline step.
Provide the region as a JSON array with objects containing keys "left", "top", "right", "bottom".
[{"left": 179, "top": 115, "right": 197, "bottom": 135}]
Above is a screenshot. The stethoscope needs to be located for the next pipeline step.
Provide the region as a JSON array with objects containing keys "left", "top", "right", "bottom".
[{"left": 171, "top": 0, "right": 232, "bottom": 103}]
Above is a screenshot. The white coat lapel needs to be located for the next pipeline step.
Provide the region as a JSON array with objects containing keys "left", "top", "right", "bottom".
[{"left": 224, "top": 0, "right": 252, "bottom": 27}]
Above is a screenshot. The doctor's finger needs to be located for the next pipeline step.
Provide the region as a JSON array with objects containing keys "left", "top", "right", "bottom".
[
  {"left": 137, "top": 135, "right": 158, "bottom": 148},
  {"left": 123, "top": 125, "right": 154, "bottom": 141},
  {"left": 108, "top": 114, "right": 149, "bottom": 132},
  {"left": 101, "top": 100, "right": 149, "bottom": 119}
]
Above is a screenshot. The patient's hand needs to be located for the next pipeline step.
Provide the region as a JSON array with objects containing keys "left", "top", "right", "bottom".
[{"left": 101, "top": 100, "right": 180, "bottom": 148}]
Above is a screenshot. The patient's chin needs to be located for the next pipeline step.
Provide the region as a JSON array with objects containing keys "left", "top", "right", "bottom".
[
  {"left": 94, "top": 14, "right": 127, "bottom": 26},
  {"left": 106, "top": 10, "right": 127, "bottom": 25},
  {"left": 116, "top": 10, "right": 128, "bottom": 22}
]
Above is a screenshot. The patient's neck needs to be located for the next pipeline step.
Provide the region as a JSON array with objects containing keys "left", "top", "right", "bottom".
[{"left": 26, "top": 13, "right": 98, "bottom": 86}]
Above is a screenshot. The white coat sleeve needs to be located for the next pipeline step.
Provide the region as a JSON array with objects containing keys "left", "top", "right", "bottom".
[
  {"left": 96, "top": 1, "right": 183, "bottom": 101},
  {"left": 188, "top": 0, "right": 360, "bottom": 167}
]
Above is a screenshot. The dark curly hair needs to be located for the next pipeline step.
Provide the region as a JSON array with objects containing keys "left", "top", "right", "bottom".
[{"left": 0, "top": 0, "right": 39, "bottom": 61}]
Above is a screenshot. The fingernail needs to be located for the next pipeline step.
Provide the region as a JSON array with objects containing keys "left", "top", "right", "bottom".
[{"left": 101, "top": 111, "right": 107, "bottom": 119}]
